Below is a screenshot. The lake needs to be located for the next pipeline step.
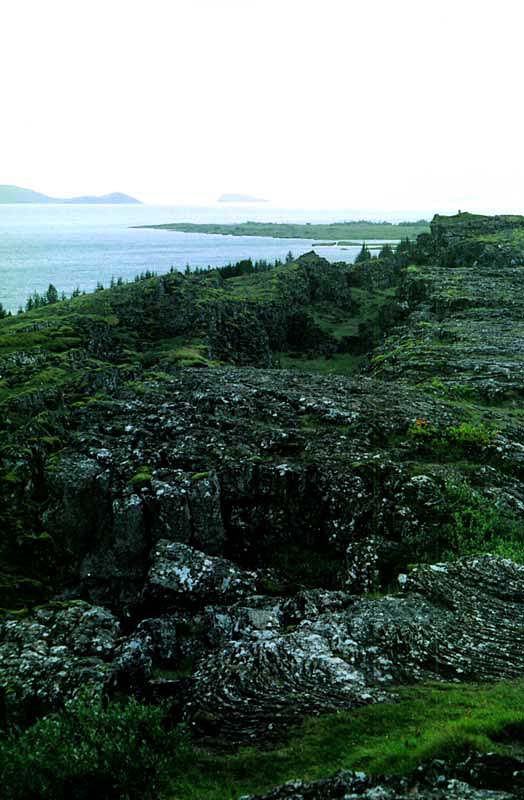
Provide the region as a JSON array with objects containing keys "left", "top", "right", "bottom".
[{"left": 0, "top": 204, "right": 382, "bottom": 312}]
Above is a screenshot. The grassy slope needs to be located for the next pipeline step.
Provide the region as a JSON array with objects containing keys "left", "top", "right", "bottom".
[
  {"left": 135, "top": 220, "right": 430, "bottom": 240},
  {"left": 171, "top": 681, "right": 524, "bottom": 799}
]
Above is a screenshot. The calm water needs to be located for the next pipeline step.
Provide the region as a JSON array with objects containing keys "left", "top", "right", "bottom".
[{"left": 0, "top": 204, "right": 384, "bottom": 312}]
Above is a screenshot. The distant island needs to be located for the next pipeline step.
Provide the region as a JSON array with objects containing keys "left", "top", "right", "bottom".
[
  {"left": 217, "top": 193, "right": 268, "bottom": 203},
  {"left": 134, "top": 219, "right": 430, "bottom": 240},
  {"left": 0, "top": 185, "right": 141, "bottom": 204}
]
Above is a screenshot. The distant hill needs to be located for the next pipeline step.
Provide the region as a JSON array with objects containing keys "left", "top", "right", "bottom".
[
  {"left": 218, "top": 193, "right": 268, "bottom": 203},
  {"left": 66, "top": 192, "right": 141, "bottom": 204},
  {"left": 0, "top": 185, "right": 141, "bottom": 204},
  {"left": 0, "top": 185, "right": 53, "bottom": 203}
]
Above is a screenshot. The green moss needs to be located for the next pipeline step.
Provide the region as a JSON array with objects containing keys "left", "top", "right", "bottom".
[
  {"left": 191, "top": 471, "right": 210, "bottom": 482},
  {"left": 128, "top": 467, "right": 152, "bottom": 490}
]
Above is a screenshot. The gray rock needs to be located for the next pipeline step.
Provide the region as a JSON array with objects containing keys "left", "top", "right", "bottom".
[
  {"left": 189, "top": 555, "right": 524, "bottom": 742},
  {"left": 240, "top": 754, "right": 524, "bottom": 798},
  {"left": 144, "top": 540, "right": 258, "bottom": 608},
  {"left": 0, "top": 602, "right": 121, "bottom": 726}
]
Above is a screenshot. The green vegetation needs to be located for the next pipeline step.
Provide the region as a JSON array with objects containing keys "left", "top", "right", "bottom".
[
  {"left": 279, "top": 351, "right": 365, "bottom": 375},
  {"left": 135, "top": 219, "right": 429, "bottom": 241},
  {"left": 129, "top": 466, "right": 153, "bottom": 490},
  {"left": 0, "top": 696, "right": 187, "bottom": 800},
  {"left": 191, "top": 471, "right": 210, "bottom": 481},
  {"left": 5, "top": 682, "right": 524, "bottom": 800},
  {"left": 441, "top": 481, "right": 524, "bottom": 563},
  {"left": 170, "top": 681, "right": 524, "bottom": 800},
  {"left": 355, "top": 243, "right": 372, "bottom": 263},
  {"left": 407, "top": 420, "right": 494, "bottom": 454}
]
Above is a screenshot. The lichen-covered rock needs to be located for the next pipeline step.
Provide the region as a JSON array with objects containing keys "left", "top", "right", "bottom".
[
  {"left": 0, "top": 602, "right": 121, "bottom": 726},
  {"left": 240, "top": 773, "right": 513, "bottom": 799},
  {"left": 189, "top": 555, "right": 524, "bottom": 741},
  {"left": 241, "top": 753, "right": 524, "bottom": 799},
  {"left": 144, "top": 540, "right": 258, "bottom": 609}
]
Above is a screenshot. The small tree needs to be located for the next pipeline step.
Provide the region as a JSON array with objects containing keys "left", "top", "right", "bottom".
[
  {"left": 395, "top": 237, "right": 415, "bottom": 266},
  {"left": 32, "top": 291, "right": 43, "bottom": 308},
  {"left": 0, "top": 302, "right": 8, "bottom": 318},
  {"left": 378, "top": 243, "right": 394, "bottom": 260},
  {"left": 285, "top": 250, "right": 294, "bottom": 264},
  {"left": 355, "top": 243, "right": 372, "bottom": 263},
  {"left": 46, "top": 284, "right": 59, "bottom": 304}
]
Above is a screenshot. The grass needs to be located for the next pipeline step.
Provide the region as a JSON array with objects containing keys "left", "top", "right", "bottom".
[
  {"left": 168, "top": 680, "right": 524, "bottom": 799},
  {"left": 278, "top": 351, "right": 365, "bottom": 375}
]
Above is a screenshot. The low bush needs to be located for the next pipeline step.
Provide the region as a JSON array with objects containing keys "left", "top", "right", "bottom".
[{"left": 0, "top": 695, "right": 188, "bottom": 800}]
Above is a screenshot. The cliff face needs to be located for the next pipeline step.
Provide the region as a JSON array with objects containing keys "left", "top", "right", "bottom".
[{"left": 4, "top": 219, "right": 524, "bottom": 795}]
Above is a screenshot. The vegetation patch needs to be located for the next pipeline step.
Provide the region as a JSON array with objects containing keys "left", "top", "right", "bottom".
[
  {"left": 440, "top": 480, "right": 524, "bottom": 563},
  {"left": 0, "top": 696, "right": 187, "bottom": 800},
  {"left": 173, "top": 681, "right": 524, "bottom": 798},
  {"left": 406, "top": 419, "right": 494, "bottom": 455},
  {"left": 6, "top": 682, "right": 524, "bottom": 800}
]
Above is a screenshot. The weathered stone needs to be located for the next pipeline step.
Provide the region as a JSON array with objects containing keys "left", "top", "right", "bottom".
[
  {"left": 144, "top": 540, "right": 258, "bottom": 609},
  {"left": 241, "top": 753, "right": 524, "bottom": 799},
  {"left": 0, "top": 602, "right": 121, "bottom": 726},
  {"left": 189, "top": 555, "right": 524, "bottom": 742}
]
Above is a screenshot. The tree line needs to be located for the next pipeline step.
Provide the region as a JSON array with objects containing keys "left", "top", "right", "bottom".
[{"left": 0, "top": 243, "right": 420, "bottom": 319}]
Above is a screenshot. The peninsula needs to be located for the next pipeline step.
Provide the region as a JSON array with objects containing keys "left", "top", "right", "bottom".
[{"left": 134, "top": 219, "right": 430, "bottom": 240}]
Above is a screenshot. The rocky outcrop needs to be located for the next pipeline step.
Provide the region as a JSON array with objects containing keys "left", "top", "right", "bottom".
[
  {"left": 0, "top": 602, "right": 121, "bottom": 727},
  {"left": 189, "top": 556, "right": 524, "bottom": 741},
  {"left": 6, "top": 213, "right": 524, "bottom": 788},
  {"left": 143, "top": 540, "right": 258, "bottom": 609},
  {"left": 241, "top": 753, "right": 524, "bottom": 799},
  {"left": 5, "top": 555, "right": 524, "bottom": 740}
]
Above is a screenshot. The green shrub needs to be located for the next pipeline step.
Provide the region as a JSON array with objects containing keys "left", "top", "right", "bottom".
[
  {"left": 0, "top": 696, "right": 188, "bottom": 800},
  {"left": 191, "top": 471, "right": 210, "bottom": 481},
  {"left": 441, "top": 481, "right": 524, "bottom": 562},
  {"left": 406, "top": 420, "right": 493, "bottom": 455},
  {"left": 447, "top": 422, "right": 492, "bottom": 448}
]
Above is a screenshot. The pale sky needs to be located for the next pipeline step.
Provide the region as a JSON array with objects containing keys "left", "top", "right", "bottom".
[{"left": 1, "top": 0, "right": 523, "bottom": 212}]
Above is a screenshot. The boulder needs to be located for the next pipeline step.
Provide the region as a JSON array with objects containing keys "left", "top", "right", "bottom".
[
  {"left": 0, "top": 602, "right": 121, "bottom": 727},
  {"left": 144, "top": 540, "right": 258, "bottom": 609}
]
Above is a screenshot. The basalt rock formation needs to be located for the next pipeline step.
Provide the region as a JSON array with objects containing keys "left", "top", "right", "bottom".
[{"left": 242, "top": 753, "right": 524, "bottom": 799}]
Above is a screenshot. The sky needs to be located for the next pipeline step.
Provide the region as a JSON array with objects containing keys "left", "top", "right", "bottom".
[{"left": 1, "top": 0, "right": 523, "bottom": 213}]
